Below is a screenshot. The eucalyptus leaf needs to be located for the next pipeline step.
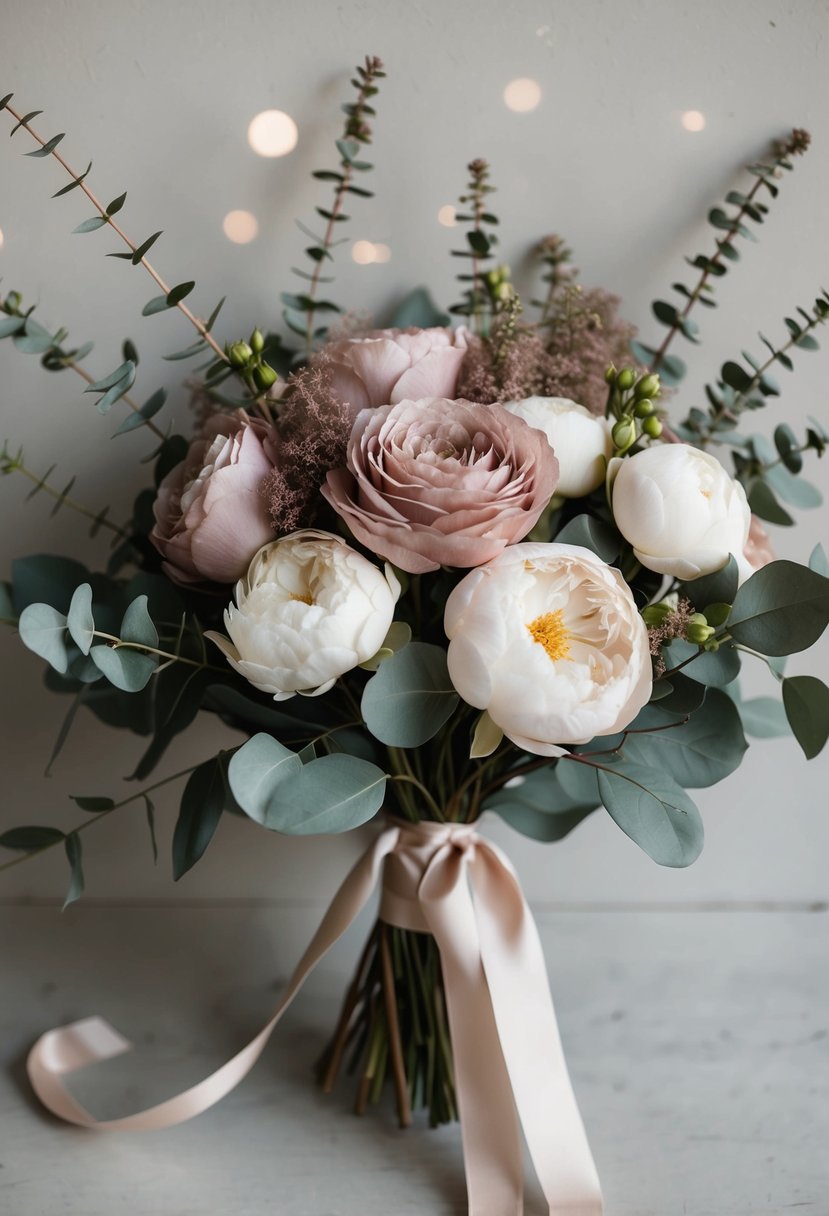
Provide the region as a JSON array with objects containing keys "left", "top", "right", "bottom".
[
  {"left": 172, "top": 757, "right": 227, "bottom": 879},
  {"left": 90, "top": 644, "right": 157, "bottom": 692},
  {"left": 70, "top": 796, "right": 115, "bottom": 812},
  {"left": 0, "top": 825, "right": 65, "bottom": 851},
  {"left": 387, "top": 287, "right": 450, "bottom": 329},
  {"left": 596, "top": 761, "right": 704, "bottom": 867},
  {"left": 361, "top": 642, "right": 458, "bottom": 747},
  {"left": 809, "top": 543, "right": 829, "bottom": 577},
  {"left": 119, "top": 595, "right": 158, "bottom": 649},
  {"left": 267, "top": 754, "right": 386, "bottom": 835},
  {"left": 682, "top": 555, "right": 739, "bottom": 609},
  {"left": 728, "top": 560, "right": 829, "bottom": 655},
  {"left": 782, "top": 676, "right": 829, "bottom": 759},
  {"left": 485, "top": 765, "right": 598, "bottom": 842},
  {"left": 66, "top": 583, "right": 95, "bottom": 655},
  {"left": 665, "top": 638, "right": 741, "bottom": 688},
  {"left": 227, "top": 733, "right": 302, "bottom": 825},
  {"left": 63, "top": 833, "right": 85, "bottom": 908},
  {"left": 553, "top": 514, "right": 621, "bottom": 562},
  {"left": 740, "top": 696, "right": 790, "bottom": 738},
  {"left": 73, "top": 216, "right": 108, "bottom": 234},
  {"left": 18, "top": 602, "right": 70, "bottom": 672},
  {"left": 623, "top": 688, "right": 747, "bottom": 788}
]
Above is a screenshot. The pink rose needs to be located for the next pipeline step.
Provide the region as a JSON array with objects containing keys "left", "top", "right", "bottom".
[
  {"left": 151, "top": 412, "right": 277, "bottom": 585},
  {"left": 744, "top": 513, "right": 776, "bottom": 571},
  {"left": 323, "top": 327, "right": 468, "bottom": 417},
  {"left": 322, "top": 397, "right": 559, "bottom": 574}
]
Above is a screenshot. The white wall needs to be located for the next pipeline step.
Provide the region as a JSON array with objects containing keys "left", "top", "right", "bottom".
[{"left": 1, "top": 0, "right": 827, "bottom": 909}]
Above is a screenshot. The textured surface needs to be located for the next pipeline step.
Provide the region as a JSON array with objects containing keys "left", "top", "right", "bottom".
[
  {"left": 2, "top": 903, "right": 827, "bottom": 1214},
  {"left": 0, "top": 0, "right": 828, "bottom": 904}
]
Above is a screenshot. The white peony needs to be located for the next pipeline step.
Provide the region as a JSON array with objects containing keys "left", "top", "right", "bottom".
[
  {"left": 444, "top": 543, "right": 652, "bottom": 756},
  {"left": 502, "top": 396, "right": 612, "bottom": 498},
  {"left": 206, "top": 531, "right": 400, "bottom": 700},
  {"left": 609, "top": 443, "right": 751, "bottom": 581}
]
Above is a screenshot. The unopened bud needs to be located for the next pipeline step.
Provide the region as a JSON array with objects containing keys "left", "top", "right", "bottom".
[
  {"left": 635, "top": 373, "right": 661, "bottom": 400},
  {"left": 228, "top": 340, "right": 253, "bottom": 368},
  {"left": 686, "top": 613, "right": 716, "bottom": 645},
  {"left": 642, "top": 602, "right": 672, "bottom": 627},
  {"left": 604, "top": 364, "right": 617, "bottom": 383},
  {"left": 642, "top": 415, "right": 663, "bottom": 439},
  {"left": 249, "top": 328, "right": 265, "bottom": 354},
  {"left": 612, "top": 417, "right": 637, "bottom": 451},
  {"left": 252, "top": 362, "right": 278, "bottom": 391},
  {"left": 5, "top": 291, "right": 22, "bottom": 312},
  {"left": 634, "top": 399, "right": 655, "bottom": 418},
  {"left": 617, "top": 368, "right": 636, "bottom": 391},
  {"left": 702, "top": 638, "right": 721, "bottom": 653}
]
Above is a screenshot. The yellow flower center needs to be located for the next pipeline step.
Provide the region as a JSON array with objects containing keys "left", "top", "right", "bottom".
[
  {"left": 527, "top": 609, "right": 571, "bottom": 662},
  {"left": 290, "top": 592, "right": 314, "bottom": 605}
]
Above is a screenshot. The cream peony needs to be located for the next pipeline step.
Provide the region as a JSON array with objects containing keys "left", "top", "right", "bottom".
[
  {"left": 206, "top": 531, "right": 400, "bottom": 700},
  {"left": 444, "top": 543, "right": 652, "bottom": 755},
  {"left": 502, "top": 396, "right": 613, "bottom": 498},
  {"left": 609, "top": 443, "right": 752, "bottom": 581}
]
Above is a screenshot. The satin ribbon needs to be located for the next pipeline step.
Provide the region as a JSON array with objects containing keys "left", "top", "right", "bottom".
[{"left": 27, "top": 820, "right": 603, "bottom": 1215}]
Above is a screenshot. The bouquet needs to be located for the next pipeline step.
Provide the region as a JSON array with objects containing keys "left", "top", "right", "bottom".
[{"left": 2, "top": 58, "right": 829, "bottom": 1212}]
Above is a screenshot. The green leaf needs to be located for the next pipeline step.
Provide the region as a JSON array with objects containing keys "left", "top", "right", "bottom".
[
  {"left": 681, "top": 555, "right": 739, "bottom": 608},
  {"left": 144, "top": 795, "right": 158, "bottom": 863},
  {"left": 720, "top": 360, "right": 753, "bottom": 391},
  {"left": 18, "top": 602, "right": 70, "bottom": 673},
  {"left": 0, "top": 826, "right": 65, "bottom": 851},
  {"left": 652, "top": 300, "right": 680, "bottom": 327},
  {"left": 85, "top": 360, "right": 135, "bottom": 393},
  {"left": 727, "top": 560, "right": 829, "bottom": 655},
  {"left": 227, "top": 733, "right": 302, "bottom": 825},
  {"left": 336, "top": 138, "right": 361, "bottom": 162},
  {"left": 739, "top": 696, "right": 789, "bottom": 738},
  {"left": 664, "top": 638, "right": 741, "bottom": 688},
  {"left": 124, "top": 230, "right": 163, "bottom": 264},
  {"left": 172, "top": 758, "right": 227, "bottom": 879},
  {"left": 747, "top": 478, "right": 794, "bottom": 527},
  {"left": 11, "top": 554, "right": 90, "bottom": 614},
  {"left": 106, "top": 191, "right": 127, "bottom": 216},
  {"left": 623, "top": 688, "right": 747, "bottom": 787},
  {"left": 773, "top": 423, "right": 802, "bottom": 473},
  {"left": 63, "top": 833, "right": 84, "bottom": 908},
  {"left": 166, "top": 281, "right": 195, "bottom": 307},
  {"left": 267, "top": 755, "right": 386, "bottom": 835},
  {"left": 553, "top": 514, "right": 621, "bottom": 562},
  {"left": 763, "top": 464, "right": 822, "bottom": 510},
  {"left": 119, "top": 595, "right": 158, "bottom": 649},
  {"left": 387, "top": 287, "right": 450, "bottom": 329},
  {"left": 361, "top": 642, "right": 459, "bottom": 747},
  {"left": 782, "top": 676, "right": 829, "bottom": 759},
  {"left": 112, "top": 388, "right": 167, "bottom": 436},
  {"left": 0, "top": 316, "right": 25, "bottom": 338},
  {"left": 52, "top": 160, "right": 92, "bottom": 196},
  {"left": 809, "top": 543, "right": 829, "bottom": 578},
  {"left": 596, "top": 762, "right": 704, "bottom": 867},
  {"left": 485, "top": 766, "right": 598, "bottom": 842},
  {"left": 26, "top": 132, "right": 65, "bottom": 158},
  {"left": 142, "top": 294, "right": 170, "bottom": 316},
  {"left": 73, "top": 216, "right": 108, "bottom": 234},
  {"left": 9, "top": 109, "right": 42, "bottom": 136},
  {"left": 90, "top": 644, "right": 157, "bottom": 692},
  {"left": 70, "top": 796, "right": 115, "bottom": 812},
  {"left": 66, "top": 583, "right": 95, "bottom": 655}
]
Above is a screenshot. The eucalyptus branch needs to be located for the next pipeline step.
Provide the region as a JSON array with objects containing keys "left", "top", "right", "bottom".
[
  {"left": 92, "top": 629, "right": 227, "bottom": 674},
  {"left": 531, "top": 234, "right": 575, "bottom": 326},
  {"left": 449, "top": 158, "right": 499, "bottom": 336},
  {"left": 0, "top": 444, "right": 129, "bottom": 539},
  {"left": 0, "top": 763, "right": 198, "bottom": 875},
  {"left": 638, "top": 128, "right": 812, "bottom": 383},
  {"left": 2, "top": 98, "right": 228, "bottom": 364}
]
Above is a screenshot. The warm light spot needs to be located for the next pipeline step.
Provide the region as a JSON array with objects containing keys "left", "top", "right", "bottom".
[
  {"left": 222, "top": 210, "right": 259, "bottom": 244},
  {"left": 352, "top": 240, "right": 391, "bottom": 265},
  {"left": 247, "top": 109, "right": 298, "bottom": 157},
  {"left": 681, "top": 109, "right": 706, "bottom": 133},
  {"left": 0, "top": 227, "right": 4, "bottom": 249},
  {"left": 503, "top": 78, "right": 542, "bottom": 113},
  {"left": 528, "top": 609, "right": 571, "bottom": 663},
  {"left": 437, "top": 204, "right": 457, "bottom": 227}
]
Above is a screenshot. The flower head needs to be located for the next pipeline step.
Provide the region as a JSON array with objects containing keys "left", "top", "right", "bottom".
[
  {"left": 150, "top": 412, "right": 277, "bottom": 586},
  {"left": 445, "top": 542, "right": 652, "bottom": 754},
  {"left": 502, "top": 396, "right": 612, "bottom": 497},
  {"left": 206, "top": 531, "right": 400, "bottom": 700},
  {"left": 323, "top": 327, "right": 469, "bottom": 418},
  {"left": 609, "top": 443, "right": 752, "bottom": 581},
  {"left": 323, "top": 397, "right": 559, "bottom": 573}
]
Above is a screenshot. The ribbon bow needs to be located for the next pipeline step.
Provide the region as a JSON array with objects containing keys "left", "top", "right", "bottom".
[{"left": 27, "top": 820, "right": 603, "bottom": 1215}]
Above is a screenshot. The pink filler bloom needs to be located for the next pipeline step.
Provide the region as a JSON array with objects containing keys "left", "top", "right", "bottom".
[
  {"left": 744, "top": 514, "right": 776, "bottom": 571},
  {"left": 322, "top": 397, "right": 559, "bottom": 574},
  {"left": 323, "top": 327, "right": 468, "bottom": 418},
  {"left": 151, "top": 412, "right": 276, "bottom": 585}
]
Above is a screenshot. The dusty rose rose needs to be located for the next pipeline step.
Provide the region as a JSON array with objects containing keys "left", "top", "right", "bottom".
[
  {"left": 323, "top": 327, "right": 468, "bottom": 417},
  {"left": 322, "top": 397, "right": 559, "bottom": 574},
  {"left": 151, "top": 412, "right": 277, "bottom": 585},
  {"left": 744, "top": 514, "right": 776, "bottom": 571}
]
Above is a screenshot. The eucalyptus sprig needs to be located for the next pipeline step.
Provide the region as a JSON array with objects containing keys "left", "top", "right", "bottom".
[
  {"left": 448, "top": 158, "right": 500, "bottom": 336},
  {"left": 0, "top": 443, "right": 129, "bottom": 540},
  {"left": 530, "top": 234, "right": 576, "bottom": 326},
  {"left": 634, "top": 128, "right": 812, "bottom": 385},
  {"left": 1, "top": 94, "right": 228, "bottom": 368},
  {"left": 282, "top": 56, "right": 386, "bottom": 354}
]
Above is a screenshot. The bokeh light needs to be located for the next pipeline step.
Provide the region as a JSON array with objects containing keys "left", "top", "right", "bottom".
[
  {"left": 0, "top": 227, "right": 5, "bottom": 249},
  {"left": 247, "top": 110, "right": 298, "bottom": 157},
  {"left": 352, "top": 240, "right": 391, "bottom": 265},
  {"left": 222, "top": 210, "right": 259, "bottom": 244},
  {"left": 503, "top": 78, "right": 542, "bottom": 113},
  {"left": 681, "top": 110, "right": 706, "bottom": 132},
  {"left": 437, "top": 205, "right": 457, "bottom": 227}
]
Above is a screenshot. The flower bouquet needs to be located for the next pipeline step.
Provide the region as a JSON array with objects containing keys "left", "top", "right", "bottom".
[{"left": 2, "top": 58, "right": 829, "bottom": 1212}]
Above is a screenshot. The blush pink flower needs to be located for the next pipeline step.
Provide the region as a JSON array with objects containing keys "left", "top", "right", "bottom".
[
  {"left": 744, "top": 514, "right": 776, "bottom": 571},
  {"left": 322, "top": 397, "right": 559, "bottom": 574},
  {"left": 151, "top": 412, "right": 277, "bottom": 586},
  {"left": 323, "top": 327, "right": 468, "bottom": 418}
]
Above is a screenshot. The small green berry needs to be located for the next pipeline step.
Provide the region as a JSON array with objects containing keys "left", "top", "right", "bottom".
[
  {"left": 642, "top": 416, "right": 663, "bottom": 438},
  {"left": 249, "top": 328, "right": 265, "bottom": 354},
  {"left": 617, "top": 368, "right": 636, "bottom": 391},
  {"left": 228, "top": 341, "right": 253, "bottom": 368},
  {"left": 252, "top": 362, "right": 278, "bottom": 391},
  {"left": 635, "top": 373, "right": 661, "bottom": 400}
]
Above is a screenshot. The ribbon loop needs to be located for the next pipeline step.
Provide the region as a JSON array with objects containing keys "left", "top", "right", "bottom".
[{"left": 26, "top": 818, "right": 603, "bottom": 1214}]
